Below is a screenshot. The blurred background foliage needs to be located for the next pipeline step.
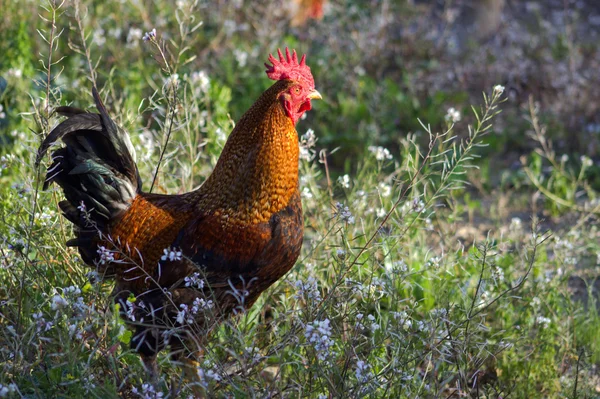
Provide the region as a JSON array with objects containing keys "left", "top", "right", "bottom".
[{"left": 2, "top": 0, "right": 600, "bottom": 171}]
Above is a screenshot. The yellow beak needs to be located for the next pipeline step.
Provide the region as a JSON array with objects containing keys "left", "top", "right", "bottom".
[{"left": 308, "top": 89, "right": 322, "bottom": 100}]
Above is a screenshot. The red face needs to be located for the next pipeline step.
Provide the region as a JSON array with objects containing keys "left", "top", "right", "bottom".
[{"left": 280, "top": 83, "right": 320, "bottom": 125}]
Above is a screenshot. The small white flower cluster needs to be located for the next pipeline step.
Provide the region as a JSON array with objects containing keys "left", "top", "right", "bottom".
[
  {"left": 35, "top": 208, "right": 56, "bottom": 227},
  {"left": 0, "top": 155, "right": 10, "bottom": 172},
  {"left": 305, "top": 319, "right": 335, "bottom": 362},
  {"left": 445, "top": 107, "right": 461, "bottom": 123},
  {"left": 0, "top": 383, "right": 18, "bottom": 398},
  {"left": 142, "top": 28, "right": 156, "bottom": 42},
  {"left": 197, "top": 366, "right": 221, "bottom": 388},
  {"left": 426, "top": 256, "right": 441, "bottom": 269},
  {"left": 412, "top": 198, "right": 426, "bottom": 213},
  {"left": 51, "top": 294, "right": 68, "bottom": 310},
  {"left": 355, "top": 359, "right": 373, "bottom": 384},
  {"left": 6, "top": 68, "right": 22, "bottom": 79},
  {"left": 93, "top": 27, "right": 106, "bottom": 47},
  {"left": 184, "top": 272, "right": 205, "bottom": 289},
  {"left": 164, "top": 74, "right": 179, "bottom": 93},
  {"left": 378, "top": 182, "right": 391, "bottom": 197},
  {"left": 338, "top": 174, "right": 351, "bottom": 189},
  {"left": 176, "top": 297, "right": 213, "bottom": 325},
  {"left": 493, "top": 85, "right": 505, "bottom": 95},
  {"left": 233, "top": 48, "right": 248, "bottom": 67},
  {"left": 334, "top": 202, "right": 355, "bottom": 224},
  {"left": 190, "top": 70, "right": 210, "bottom": 94},
  {"left": 0, "top": 105, "right": 6, "bottom": 119},
  {"left": 368, "top": 146, "right": 393, "bottom": 161},
  {"left": 387, "top": 259, "right": 408, "bottom": 274},
  {"left": 176, "top": 304, "right": 194, "bottom": 325},
  {"left": 366, "top": 314, "right": 380, "bottom": 333},
  {"left": 580, "top": 155, "right": 593, "bottom": 168},
  {"left": 392, "top": 311, "right": 413, "bottom": 331},
  {"left": 294, "top": 276, "right": 321, "bottom": 302},
  {"left": 125, "top": 300, "right": 144, "bottom": 322},
  {"left": 192, "top": 297, "right": 213, "bottom": 313},
  {"left": 127, "top": 28, "right": 143, "bottom": 47},
  {"left": 51, "top": 286, "right": 87, "bottom": 323},
  {"left": 68, "top": 323, "right": 84, "bottom": 340},
  {"left": 510, "top": 217, "right": 522, "bottom": 231},
  {"left": 299, "top": 128, "right": 317, "bottom": 161},
  {"left": 97, "top": 246, "right": 115, "bottom": 264},
  {"left": 492, "top": 266, "right": 504, "bottom": 282},
  {"left": 131, "top": 382, "right": 163, "bottom": 399},
  {"left": 244, "top": 346, "right": 262, "bottom": 363},
  {"left": 536, "top": 316, "right": 551, "bottom": 327},
  {"left": 161, "top": 247, "right": 182, "bottom": 262},
  {"left": 31, "top": 311, "right": 53, "bottom": 333}
]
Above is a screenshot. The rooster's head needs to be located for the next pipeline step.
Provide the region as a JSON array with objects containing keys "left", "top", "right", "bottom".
[{"left": 265, "top": 47, "right": 321, "bottom": 125}]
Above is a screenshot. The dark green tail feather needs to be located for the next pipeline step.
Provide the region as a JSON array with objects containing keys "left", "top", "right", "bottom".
[{"left": 38, "top": 87, "right": 141, "bottom": 234}]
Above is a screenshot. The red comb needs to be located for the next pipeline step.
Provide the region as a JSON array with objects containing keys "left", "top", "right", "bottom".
[{"left": 265, "top": 47, "right": 314, "bottom": 88}]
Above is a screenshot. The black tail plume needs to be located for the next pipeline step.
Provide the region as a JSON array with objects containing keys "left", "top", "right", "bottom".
[{"left": 37, "top": 87, "right": 142, "bottom": 230}]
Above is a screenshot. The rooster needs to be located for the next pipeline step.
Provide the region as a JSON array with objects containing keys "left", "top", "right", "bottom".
[{"left": 37, "top": 48, "right": 321, "bottom": 381}]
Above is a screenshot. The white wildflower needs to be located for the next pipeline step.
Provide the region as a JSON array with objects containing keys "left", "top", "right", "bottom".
[
  {"left": 131, "top": 382, "right": 163, "bottom": 399},
  {"left": 493, "top": 85, "right": 505, "bottom": 95},
  {"left": 305, "top": 319, "right": 335, "bottom": 362},
  {"left": 0, "top": 383, "right": 17, "bottom": 398},
  {"left": 338, "top": 174, "right": 351, "bottom": 189},
  {"left": 510, "top": 217, "right": 522, "bottom": 231},
  {"left": 142, "top": 28, "right": 156, "bottom": 42},
  {"left": 191, "top": 297, "right": 213, "bottom": 314},
  {"left": 164, "top": 74, "right": 179, "bottom": 92},
  {"left": 536, "top": 316, "right": 551, "bottom": 327},
  {"left": 0, "top": 105, "right": 5, "bottom": 119},
  {"left": 445, "top": 107, "right": 461, "bottom": 123},
  {"left": 580, "top": 155, "right": 593, "bottom": 168},
  {"left": 244, "top": 346, "right": 262, "bottom": 363},
  {"left": 176, "top": 304, "right": 194, "bottom": 324},
  {"left": 161, "top": 247, "right": 182, "bottom": 262},
  {"left": 51, "top": 295, "right": 68, "bottom": 310},
  {"left": 93, "top": 27, "right": 106, "bottom": 47},
  {"left": 301, "top": 186, "right": 313, "bottom": 199},
  {"left": 233, "top": 49, "right": 248, "bottom": 67},
  {"left": 197, "top": 366, "right": 221, "bottom": 388},
  {"left": 68, "top": 323, "right": 84, "bottom": 340},
  {"left": 223, "top": 20, "right": 236, "bottom": 35},
  {"left": 127, "top": 27, "right": 143, "bottom": 46},
  {"left": 294, "top": 276, "right": 321, "bottom": 301},
  {"left": 389, "top": 259, "right": 408, "bottom": 273},
  {"left": 299, "top": 128, "right": 317, "bottom": 161},
  {"left": 97, "top": 246, "right": 115, "bottom": 264},
  {"left": 426, "top": 256, "right": 441, "bottom": 269},
  {"left": 7, "top": 68, "right": 22, "bottom": 79},
  {"left": 368, "top": 145, "right": 393, "bottom": 161},
  {"left": 378, "top": 182, "right": 391, "bottom": 197},
  {"left": 190, "top": 70, "right": 210, "bottom": 94},
  {"left": 184, "top": 272, "right": 205, "bottom": 289},
  {"left": 355, "top": 360, "right": 373, "bottom": 383},
  {"left": 368, "top": 314, "right": 380, "bottom": 332},
  {"left": 334, "top": 202, "right": 355, "bottom": 224}
]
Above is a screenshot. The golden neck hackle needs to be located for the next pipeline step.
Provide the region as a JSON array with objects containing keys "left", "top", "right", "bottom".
[{"left": 197, "top": 80, "right": 300, "bottom": 224}]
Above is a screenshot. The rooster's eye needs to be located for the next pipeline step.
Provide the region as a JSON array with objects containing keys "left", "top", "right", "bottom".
[{"left": 293, "top": 87, "right": 301, "bottom": 94}]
